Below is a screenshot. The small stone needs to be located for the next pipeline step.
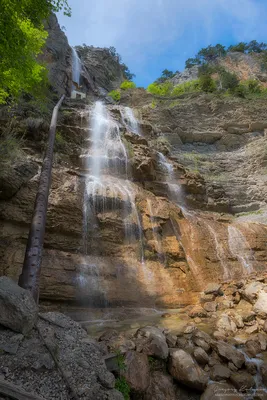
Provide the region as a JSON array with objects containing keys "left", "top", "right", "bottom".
[
  {"left": 193, "top": 347, "right": 209, "bottom": 365},
  {"left": 260, "top": 363, "right": 267, "bottom": 386},
  {"left": 253, "top": 291, "right": 267, "bottom": 319},
  {"left": 245, "top": 361, "right": 258, "bottom": 375},
  {"left": 258, "top": 333, "right": 267, "bottom": 351},
  {"left": 184, "top": 325, "right": 196, "bottom": 334},
  {"left": 210, "top": 364, "right": 231, "bottom": 381},
  {"left": 166, "top": 333, "right": 177, "bottom": 348},
  {"left": 194, "top": 317, "right": 202, "bottom": 324},
  {"left": 204, "top": 283, "right": 222, "bottom": 296},
  {"left": 203, "top": 301, "right": 217, "bottom": 313},
  {"left": 245, "top": 339, "right": 261, "bottom": 358},
  {"left": 188, "top": 306, "right": 207, "bottom": 318},
  {"left": 245, "top": 324, "right": 258, "bottom": 334},
  {"left": 263, "top": 320, "right": 267, "bottom": 333}
]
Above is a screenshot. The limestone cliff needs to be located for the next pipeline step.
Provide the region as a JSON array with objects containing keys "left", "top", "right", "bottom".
[
  {"left": 0, "top": 25, "right": 267, "bottom": 309},
  {"left": 171, "top": 51, "right": 267, "bottom": 86}
]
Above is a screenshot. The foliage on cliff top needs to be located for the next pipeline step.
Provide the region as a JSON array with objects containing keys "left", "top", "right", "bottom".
[
  {"left": 147, "top": 79, "right": 201, "bottom": 97},
  {"left": 185, "top": 40, "right": 267, "bottom": 69},
  {"left": 0, "top": 0, "right": 71, "bottom": 104},
  {"left": 120, "top": 81, "right": 136, "bottom": 90}
]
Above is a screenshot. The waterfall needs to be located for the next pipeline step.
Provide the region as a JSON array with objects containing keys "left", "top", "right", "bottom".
[
  {"left": 147, "top": 199, "right": 165, "bottom": 264},
  {"left": 71, "top": 47, "right": 81, "bottom": 86},
  {"left": 158, "top": 152, "right": 174, "bottom": 177},
  {"left": 157, "top": 152, "right": 184, "bottom": 205},
  {"left": 204, "top": 221, "right": 230, "bottom": 280},
  {"left": 228, "top": 225, "right": 254, "bottom": 274},
  {"left": 121, "top": 107, "right": 140, "bottom": 135},
  {"left": 79, "top": 102, "right": 153, "bottom": 303}
]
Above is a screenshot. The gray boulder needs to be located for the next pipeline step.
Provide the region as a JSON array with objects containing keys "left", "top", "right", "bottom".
[
  {"left": 124, "top": 351, "right": 150, "bottom": 393},
  {"left": 143, "top": 371, "right": 177, "bottom": 400},
  {"left": 0, "top": 277, "right": 38, "bottom": 334},
  {"left": 212, "top": 341, "right": 245, "bottom": 369},
  {"left": 210, "top": 364, "right": 231, "bottom": 381},
  {"left": 168, "top": 349, "right": 208, "bottom": 391},
  {"left": 136, "top": 326, "right": 169, "bottom": 359}
]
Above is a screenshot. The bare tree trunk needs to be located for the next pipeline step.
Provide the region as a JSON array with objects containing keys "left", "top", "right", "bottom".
[{"left": 18, "top": 95, "right": 65, "bottom": 303}]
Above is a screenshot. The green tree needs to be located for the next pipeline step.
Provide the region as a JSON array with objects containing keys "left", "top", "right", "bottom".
[
  {"left": 185, "top": 57, "right": 201, "bottom": 69},
  {"left": 199, "top": 74, "right": 216, "bottom": 93},
  {"left": 221, "top": 71, "right": 239, "bottom": 91},
  {"left": 228, "top": 42, "right": 247, "bottom": 53},
  {"left": 0, "top": 0, "right": 71, "bottom": 104}
]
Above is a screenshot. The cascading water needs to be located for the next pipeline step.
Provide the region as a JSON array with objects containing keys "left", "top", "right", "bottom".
[
  {"left": 79, "top": 101, "right": 153, "bottom": 304},
  {"left": 157, "top": 151, "right": 183, "bottom": 205},
  {"left": 203, "top": 221, "right": 230, "bottom": 280},
  {"left": 147, "top": 199, "right": 165, "bottom": 264},
  {"left": 228, "top": 225, "right": 254, "bottom": 274},
  {"left": 71, "top": 47, "right": 81, "bottom": 86},
  {"left": 121, "top": 107, "right": 140, "bottom": 135}
]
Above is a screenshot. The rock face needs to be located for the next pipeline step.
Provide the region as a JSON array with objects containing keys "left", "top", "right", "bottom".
[
  {"left": 80, "top": 46, "right": 125, "bottom": 92},
  {"left": 0, "top": 277, "right": 38, "bottom": 334},
  {"left": 0, "top": 311, "right": 123, "bottom": 399},
  {"left": 40, "top": 14, "right": 72, "bottom": 96}
]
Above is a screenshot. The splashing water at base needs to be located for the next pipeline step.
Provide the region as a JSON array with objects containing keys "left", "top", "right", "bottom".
[{"left": 228, "top": 225, "right": 254, "bottom": 274}]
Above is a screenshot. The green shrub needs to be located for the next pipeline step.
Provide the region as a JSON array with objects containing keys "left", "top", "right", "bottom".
[
  {"left": 221, "top": 71, "right": 239, "bottom": 91},
  {"left": 244, "top": 79, "right": 261, "bottom": 93},
  {"left": 199, "top": 75, "right": 216, "bottom": 93},
  {"left": 120, "top": 81, "right": 136, "bottom": 90},
  {"left": 147, "top": 81, "right": 173, "bottom": 96},
  {"left": 115, "top": 377, "right": 130, "bottom": 400},
  {"left": 171, "top": 79, "right": 200, "bottom": 96},
  {"left": 0, "top": 131, "right": 23, "bottom": 162},
  {"left": 108, "top": 90, "right": 121, "bottom": 102}
]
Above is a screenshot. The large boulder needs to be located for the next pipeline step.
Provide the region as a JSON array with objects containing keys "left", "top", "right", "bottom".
[
  {"left": 253, "top": 291, "right": 267, "bottom": 319},
  {"left": 124, "top": 351, "right": 150, "bottom": 393},
  {"left": 210, "top": 364, "right": 231, "bottom": 381},
  {"left": 136, "top": 326, "right": 169, "bottom": 359},
  {"left": 168, "top": 349, "right": 208, "bottom": 391},
  {"left": 204, "top": 283, "right": 222, "bottom": 296},
  {"left": 212, "top": 341, "right": 245, "bottom": 369},
  {"left": 230, "top": 371, "right": 256, "bottom": 391},
  {"left": 143, "top": 371, "right": 177, "bottom": 400},
  {"left": 216, "top": 314, "right": 237, "bottom": 336},
  {"left": 242, "top": 282, "right": 264, "bottom": 304},
  {"left": 0, "top": 277, "right": 38, "bottom": 334}
]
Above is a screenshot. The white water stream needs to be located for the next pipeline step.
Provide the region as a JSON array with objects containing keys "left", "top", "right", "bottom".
[
  {"left": 71, "top": 47, "right": 81, "bottom": 86},
  {"left": 120, "top": 107, "right": 140, "bottom": 135},
  {"left": 228, "top": 225, "right": 254, "bottom": 274}
]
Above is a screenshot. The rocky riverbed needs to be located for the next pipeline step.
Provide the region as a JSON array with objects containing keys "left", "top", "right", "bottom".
[{"left": 1, "top": 275, "right": 266, "bottom": 399}]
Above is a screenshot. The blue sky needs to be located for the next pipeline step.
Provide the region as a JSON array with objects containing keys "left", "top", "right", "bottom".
[{"left": 58, "top": 0, "right": 267, "bottom": 87}]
